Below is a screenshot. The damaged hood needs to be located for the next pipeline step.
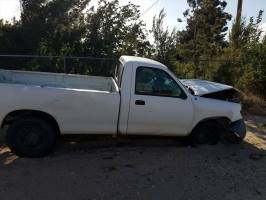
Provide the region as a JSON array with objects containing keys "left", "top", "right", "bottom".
[
  {"left": 180, "top": 79, "right": 241, "bottom": 103},
  {"left": 180, "top": 79, "right": 233, "bottom": 96}
]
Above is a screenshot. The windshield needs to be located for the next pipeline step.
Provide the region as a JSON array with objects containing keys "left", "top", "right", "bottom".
[{"left": 166, "top": 68, "right": 195, "bottom": 95}]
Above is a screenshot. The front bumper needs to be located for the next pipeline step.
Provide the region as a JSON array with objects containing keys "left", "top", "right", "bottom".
[{"left": 229, "top": 119, "right": 246, "bottom": 139}]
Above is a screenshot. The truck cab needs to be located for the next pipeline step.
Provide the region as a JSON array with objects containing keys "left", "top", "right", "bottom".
[{"left": 118, "top": 56, "right": 194, "bottom": 136}]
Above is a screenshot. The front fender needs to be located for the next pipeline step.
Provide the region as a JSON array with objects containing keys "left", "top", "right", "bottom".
[{"left": 190, "top": 96, "right": 243, "bottom": 132}]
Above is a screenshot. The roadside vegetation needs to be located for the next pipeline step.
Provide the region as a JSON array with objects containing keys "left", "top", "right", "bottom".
[{"left": 0, "top": 0, "right": 265, "bottom": 110}]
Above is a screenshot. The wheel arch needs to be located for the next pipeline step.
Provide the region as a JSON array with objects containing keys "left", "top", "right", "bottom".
[
  {"left": 190, "top": 116, "right": 231, "bottom": 134},
  {"left": 1, "top": 109, "right": 61, "bottom": 134}
]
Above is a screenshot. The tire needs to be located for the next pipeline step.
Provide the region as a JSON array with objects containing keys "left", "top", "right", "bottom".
[
  {"left": 6, "top": 117, "right": 56, "bottom": 158},
  {"left": 190, "top": 122, "right": 221, "bottom": 146}
]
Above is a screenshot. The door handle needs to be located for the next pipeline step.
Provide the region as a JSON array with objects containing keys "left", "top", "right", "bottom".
[{"left": 135, "top": 100, "right": 145, "bottom": 105}]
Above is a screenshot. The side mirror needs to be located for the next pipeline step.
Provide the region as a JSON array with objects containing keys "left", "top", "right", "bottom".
[{"left": 180, "top": 92, "right": 188, "bottom": 100}]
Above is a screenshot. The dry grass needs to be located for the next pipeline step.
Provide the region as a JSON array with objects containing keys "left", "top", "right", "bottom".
[{"left": 241, "top": 93, "right": 266, "bottom": 116}]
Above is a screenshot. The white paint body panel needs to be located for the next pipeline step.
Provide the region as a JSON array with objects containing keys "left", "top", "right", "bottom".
[
  {"left": 0, "top": 56, "right": 243, "bottom": 136},
  {"left": 127, "top": 95, "right": 194, "bottom": 135},
  {"left": 126, "top": 61, "right": 194, "bottom": 136},
  {"left": 0, "top": 69, "right": 118, "bottom": 92},
  {"left": 0, "top": 70, "right": 120, "bottom": 134},
  {"left": 189, "top": 96, "right": 242, "bottom": 132}
]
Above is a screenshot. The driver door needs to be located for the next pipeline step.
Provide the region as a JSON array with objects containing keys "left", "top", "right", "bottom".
[{"left": 127, "top": 66, "right": 194, "bottom": 136}]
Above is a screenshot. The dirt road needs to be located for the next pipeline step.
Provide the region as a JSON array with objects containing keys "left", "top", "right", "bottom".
[{"left": 0, "top": 116, "right": 266, "bottom": 200}]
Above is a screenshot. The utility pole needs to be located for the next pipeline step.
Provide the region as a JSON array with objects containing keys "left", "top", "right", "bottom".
[
  {"left": 233, "top": 0, "right": 243, "bottom": 48},
  {"left": 236, "top": 0, "right": 243, "bottom": 30}
]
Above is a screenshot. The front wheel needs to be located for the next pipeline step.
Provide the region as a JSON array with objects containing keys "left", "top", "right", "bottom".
[
  {"left": 190, "top": 122, "right": 221, "bottom": 146},
  {"left": 6, "top": 117, "right": 56, "bottom": 158}
]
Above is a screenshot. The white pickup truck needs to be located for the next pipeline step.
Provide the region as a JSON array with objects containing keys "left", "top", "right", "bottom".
[{"left": 0, "top": 56, "right": 246, "bottom": 157}]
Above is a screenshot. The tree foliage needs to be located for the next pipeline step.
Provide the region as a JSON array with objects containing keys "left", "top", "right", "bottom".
[
  {"left": 227, "top": 11, "right": 266, "bottom": 96},
  {"left": 176, "top": 0, "right": 231, "bottom": 78},
  {"left": 83, "top": 0, "right": 151, "bottom": 57},
  {"left": 151, "top": 9, "right": 177, "bottom": 70},
  {"left": 0, "top": 0, "right": 150, "bottom": 57}
]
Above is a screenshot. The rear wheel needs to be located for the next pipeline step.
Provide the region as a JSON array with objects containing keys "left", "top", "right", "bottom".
[
  {"left": 6, "top": 117, "right": 56, "bottom": 158},
  {"left": 190, "top": 122, "right": 221, "bottom": 146}
]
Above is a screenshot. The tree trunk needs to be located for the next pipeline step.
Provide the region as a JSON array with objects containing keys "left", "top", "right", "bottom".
[
  {"left": 234, "top": 0, "right": 243, "bottom": 48},
  {"left": 236, "top": 0, "right": 243, "bottom": 29}
]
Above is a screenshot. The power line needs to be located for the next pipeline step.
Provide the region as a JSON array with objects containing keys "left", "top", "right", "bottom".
[{"left": 140, "top": 0, "right": 160, "bottom": 17}]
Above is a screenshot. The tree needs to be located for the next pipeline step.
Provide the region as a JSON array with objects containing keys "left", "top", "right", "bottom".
[
  {"left": 19, "top": 0, "right": 90, "bottom": 55},
  {"left": 230, "top": 0, "right": 243, "bottom": 48},
  {"left": 151, "top": 9, "right": 177, "bottom": 70},
  {"left": 233, "top": 11, "right": 266, "bottom": 96},
  {"left": 176, "top": 0, "right": 231, "bottom": 78},
  {"left": 214, "top": 11, "right": 266, "bottom": 97},
  {"left": 230, "top": 10, "right": 264, "bottom": 49},
  {"left": 0, "top": 19, "right": 21, "bottom": 54},
  {"left": 0, "top": 0, "right": 151, "bottom": 74},
  {"left": 83, "top": 0, "right": 151, "bottom": 58}
]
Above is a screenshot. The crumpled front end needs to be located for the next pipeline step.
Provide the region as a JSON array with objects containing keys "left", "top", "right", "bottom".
[
  {"left": 182, "top": 79, "right": 247, "bottom": 141},
  {"left": 229, "top": 118, "right": 246, "bottom": 139},
  {"left": 181, "top": 79, "right": 241, "bottom": 103}
]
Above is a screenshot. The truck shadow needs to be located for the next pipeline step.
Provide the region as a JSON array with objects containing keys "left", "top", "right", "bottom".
[
  {"left": 1, "top": 129, "right": 266, "bottom": 166},
  {"left": 58, "top": 135, "right": 190, "bottom": 150}
]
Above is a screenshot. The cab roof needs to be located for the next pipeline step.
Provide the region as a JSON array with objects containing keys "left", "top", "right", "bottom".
[{"left": 120, "top": 56, "right": 167, "bottom": 69}]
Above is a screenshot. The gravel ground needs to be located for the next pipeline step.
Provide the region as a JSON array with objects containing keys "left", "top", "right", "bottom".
[{"left": 0, "top": 116, "right": 266, "bottom": 200}]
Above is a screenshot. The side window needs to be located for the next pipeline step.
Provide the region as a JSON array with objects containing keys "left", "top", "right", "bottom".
[{"left": 135, "top": 67, "right": 186, "bottom": 98}]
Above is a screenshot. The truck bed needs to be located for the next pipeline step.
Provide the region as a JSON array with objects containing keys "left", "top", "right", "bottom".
[
  {"left": 0, "top": 69, "right": 120, "bottom": 134},
  {"left": 0, "top": 69, "right": 118, "bottom": 93}
]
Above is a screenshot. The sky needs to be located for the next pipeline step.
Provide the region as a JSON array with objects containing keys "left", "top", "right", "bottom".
[{"left": 0, "top": 0, "right": 266, "bottom": 35}]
